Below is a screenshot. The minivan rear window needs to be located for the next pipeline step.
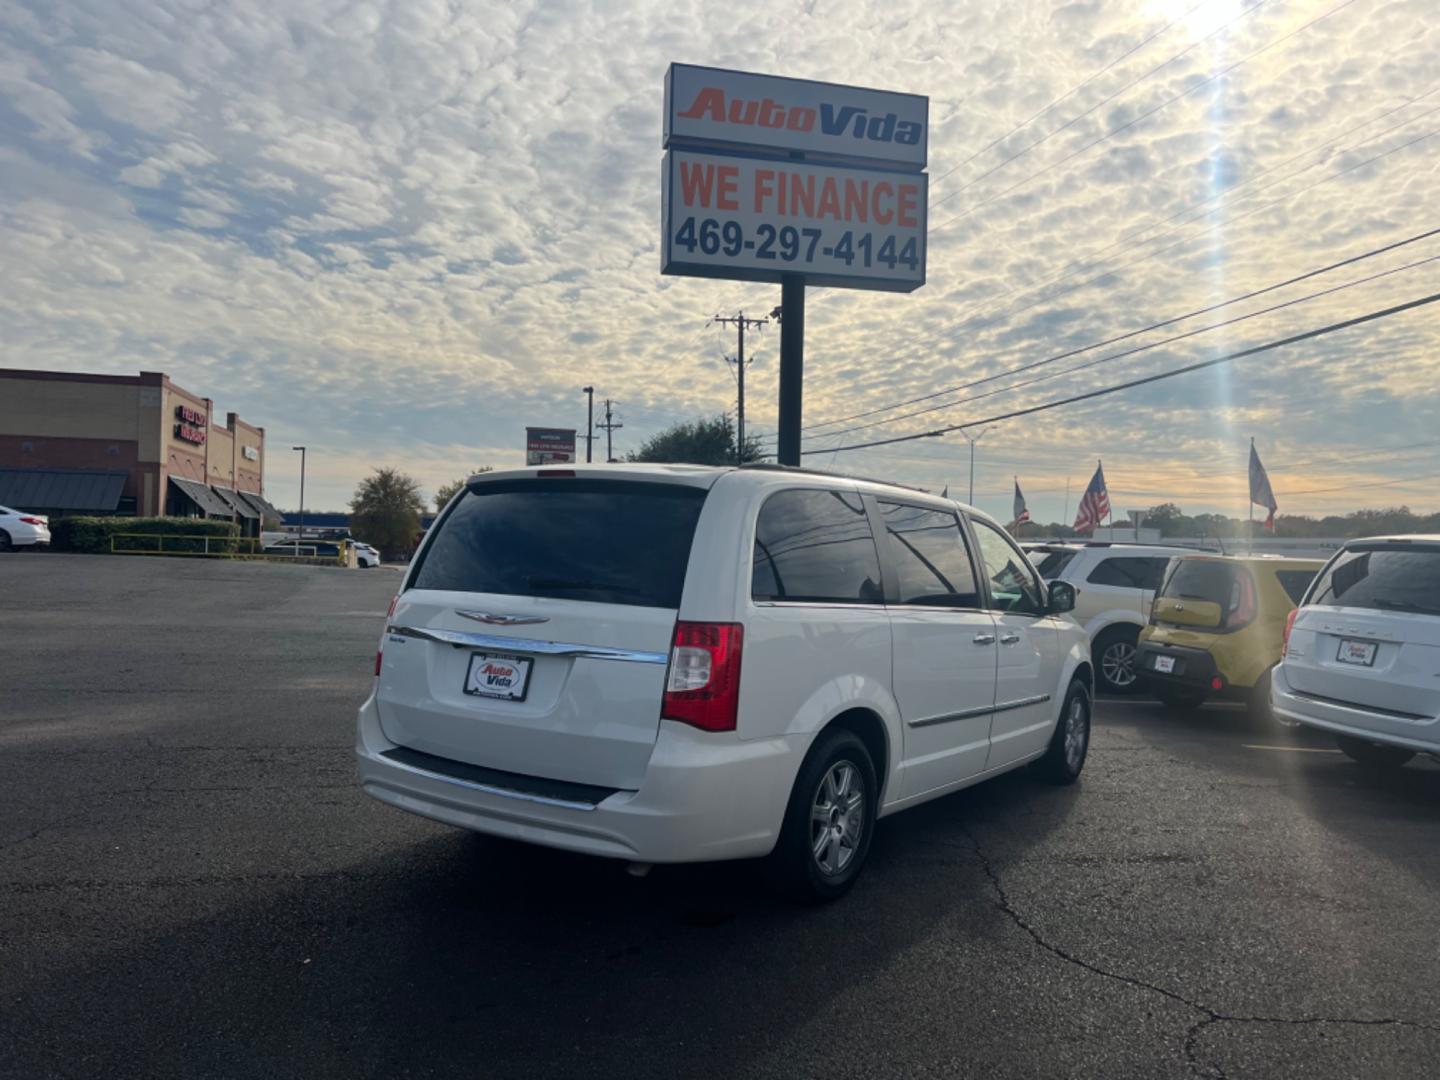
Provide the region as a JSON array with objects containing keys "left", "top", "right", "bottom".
[
  {"left": 1308, "top": 547, "right": 1440, "bottom": 615},
  {"left": 411, "top": 480, "right": 707, "bottom": 608}
]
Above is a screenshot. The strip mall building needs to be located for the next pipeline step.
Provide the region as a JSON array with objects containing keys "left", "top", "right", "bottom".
[{"left": 0, "top": 369, "right": 280, "bottom": 534}]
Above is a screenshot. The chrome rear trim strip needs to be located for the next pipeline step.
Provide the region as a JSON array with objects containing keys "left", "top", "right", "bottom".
[
  {"left": 387, "top": 624, "right": 669, "bottom": 665},
  {"left": 908, "top": 694, "right": 1051, "bottom": 729}
]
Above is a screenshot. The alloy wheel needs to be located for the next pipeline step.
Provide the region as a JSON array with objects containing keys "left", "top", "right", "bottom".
[
  {"left": 1102, "top": 640, "right": 1137, "bottom": 689},
  {"left": 810, "top": 760, "right": 865, "bottom": 877},
  {"left": 1064, "top": 694, "right": 1089, "bottom": 771}
]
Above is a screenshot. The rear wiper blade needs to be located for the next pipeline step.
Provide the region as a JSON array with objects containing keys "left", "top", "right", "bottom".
[
  {"left": 527, "top": 576, "right": 639, "bottom": 593},
  {"left": 1372, "top": 597, "right": 1440, "bottom": 615}
]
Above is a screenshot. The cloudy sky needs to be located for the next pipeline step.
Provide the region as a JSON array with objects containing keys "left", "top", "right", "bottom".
[{"left": 2, "top": 0, "right": 1436, "bottom": 522}]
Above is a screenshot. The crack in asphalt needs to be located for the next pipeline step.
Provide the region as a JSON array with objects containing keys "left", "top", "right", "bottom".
[{"left": 957, "top": 824, "right": 1438, "bottom": 1078}]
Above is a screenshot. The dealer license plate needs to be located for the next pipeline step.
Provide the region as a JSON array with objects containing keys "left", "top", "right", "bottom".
[
  {"left": 1336, "top": 639, "right": 1377, "bottom": 667},
  {"left": 464, "top": 653, "right": 532, "bottom": 700},
  {"left": 1153, "top": 655, "right": 1176, "bottom": 674}
]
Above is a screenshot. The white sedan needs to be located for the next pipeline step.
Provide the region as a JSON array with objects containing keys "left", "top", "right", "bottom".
[
  {"left": 0, "top": 505, "right": 50, "bottom": 551},
  {"left": 355, "top": 542, "right": 381, "bottom": 568}
]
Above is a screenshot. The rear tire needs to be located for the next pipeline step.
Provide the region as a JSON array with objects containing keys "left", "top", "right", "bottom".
[
  {"left": 1248, "top": 666, "right": 1296, "bottom": 729},
  {"left": 767, "top": 728, "right": 877, "bottom": 904},
  {"left": 0, "top": 531, "right": 12, "bottom": 553},
  {"left": 1036, "top": 679, "right": 1090, "bottom": 784},
  {"left": 1336, "top": 736, "right": 1415, "bottom": 769},
  {"left": 1094, "top": 626, "right": 1141, "bottom": 694}
]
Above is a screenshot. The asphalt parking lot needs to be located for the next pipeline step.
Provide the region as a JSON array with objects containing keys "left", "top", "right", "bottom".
[{"left": 3, "top": 555, "right": 1438, "bottom": 1079}]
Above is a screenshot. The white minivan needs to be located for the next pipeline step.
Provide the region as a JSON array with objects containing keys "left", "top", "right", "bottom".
[
  {"left": 357, "top": 464, "right": 1093, "bottom": 901},
  {"left": 1273, "top": 535, "right": 1440, "bottom": 768}
]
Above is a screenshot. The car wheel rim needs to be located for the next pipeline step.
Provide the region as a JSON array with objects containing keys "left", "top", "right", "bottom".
[
  {"left": 1064, "top": 696, "right": 1089, "bottom": 771},
  {"left": 811, "top": 760, "right": 865, "bottom": 877},
  {"left": 1102, "top": 641, "right": 1137, "bottom": 687}
]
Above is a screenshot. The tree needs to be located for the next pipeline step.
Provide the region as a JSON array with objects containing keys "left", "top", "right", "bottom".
[
  {"left": 628, "top": 414, "right": 767, "bottom": 466},
  {"left": 350, "top": 467, "right": 426, "bottom": 558},
  {"left": 434, "top": 466, "right": 492, "bottom": 512}
]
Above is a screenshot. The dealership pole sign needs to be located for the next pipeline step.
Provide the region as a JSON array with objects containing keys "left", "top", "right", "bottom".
[
  {"left": 525, "top": 427, "right": 577, "bottom": 466},
  {"left": 661, "top": 64, "right": 928, "bottom": 461}
]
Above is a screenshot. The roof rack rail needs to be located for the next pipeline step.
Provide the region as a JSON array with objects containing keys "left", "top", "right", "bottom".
[{"left": 737, "top": 461, "right": 932, "bottom": 495}]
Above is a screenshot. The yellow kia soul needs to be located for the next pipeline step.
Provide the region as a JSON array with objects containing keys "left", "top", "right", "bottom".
[{"left": 1136, "top": 554, "right": 1324, "bottom": 721}]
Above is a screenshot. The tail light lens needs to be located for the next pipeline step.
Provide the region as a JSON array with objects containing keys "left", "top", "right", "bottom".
[
  {"left": 19, "top": 517, "right": 45, "bottom": 525},
  {"left": 662, "top": 621, "right": 743, "bottom": 732},
  {"left": 377, "top": 595, "right": 399, "bottom": 677},
  {"left": 1224, "top": 570, "right": 1257, "bottom": 630},
  {"left": 1281, "top": 607, "right": 1300, "bottom": 656}
]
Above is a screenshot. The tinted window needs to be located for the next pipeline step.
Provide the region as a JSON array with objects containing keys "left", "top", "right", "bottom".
[
  {"left": 1087, "top": 556, "right": 1169, "bottom": 590},
  {"left": 970, "top": 518, "right": 1045, "bottom": 615},
  {"left": 1308, "top": 548, "right": 1440, "bottom": 614},
  {"left": 1275, "top": 569, "right": 1319, "bottom": 605},
  {"left": 412, "top": 480, "right": 707, "bottom": 608},
  {"left": 1033, "top": 550, "right": 1076, "bottom": 579},
  {"left": 752, "top": 489, "right": 882, "bottom": 603},
  {"left": 1160, "top": 560, "right": 1240, "bottom": 610},
  {"left": 879, "top": 502, "right": 979, "bottom": 607}
]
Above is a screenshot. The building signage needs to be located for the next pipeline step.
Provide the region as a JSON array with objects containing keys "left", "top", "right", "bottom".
[
  {"left": 665, "top": 65, "right": 927, "bottom": 169},
  {"left": 525, "top": 427, "right": 577, "bottom": 466},
  {"left": 242, "top": 445, "right": 259, "bottom": 461},
  {"left": 662, "top": 149, "right": 926, "bottom": 291},
  {"left": 174, "top": 404, "right": 207, "bottom": 445}
]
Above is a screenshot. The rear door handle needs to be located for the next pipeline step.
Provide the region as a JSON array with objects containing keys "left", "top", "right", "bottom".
[
  {"left": 973, "top": 633, "right": 996, "bottom": 645},
  {"left": 1000, "top": 632, "right": 1021, "bottom": 645}
]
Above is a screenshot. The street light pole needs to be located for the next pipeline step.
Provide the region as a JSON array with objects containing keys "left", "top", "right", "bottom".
[
  {"left": 582, "top": 386, "right": 595, "bottom": 463},
  {"left": 963, "top": 429, "right": 987, "bottom": 505},
  {"left": 292, "top": 446, "right": 306, "bottom": 539}
]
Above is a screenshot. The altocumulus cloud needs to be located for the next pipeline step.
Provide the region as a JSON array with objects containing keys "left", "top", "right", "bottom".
[{"left": 0, "top": 0, "right": 1436, "bottom": 518}]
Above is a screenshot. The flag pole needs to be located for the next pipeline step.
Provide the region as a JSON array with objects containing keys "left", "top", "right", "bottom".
[
  {"left": 1248, "top": 437, "right": 1254, "bottom": 555},
  {"left": 1062, "top": 477, "right": 1071, "bottom": 534}
]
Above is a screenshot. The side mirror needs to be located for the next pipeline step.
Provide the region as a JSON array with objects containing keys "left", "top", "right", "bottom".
[{"left": 1047, "top": 580, "right": 1076, "bottom": 615}]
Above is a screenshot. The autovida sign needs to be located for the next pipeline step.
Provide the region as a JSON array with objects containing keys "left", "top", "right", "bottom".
[{"left": 662, "top": 64, "right": 927, "bottom": 292}]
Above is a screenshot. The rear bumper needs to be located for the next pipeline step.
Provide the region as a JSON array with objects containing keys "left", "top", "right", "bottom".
[
  {"left": 355, "top": 694, "right": 801, "bottom": 863},
  {"left": 1271, "top": 664, "right": 1440, "bottom": 754},
  {"left": 1136, "top": 642, "right": 1226, "bottom": 693}
]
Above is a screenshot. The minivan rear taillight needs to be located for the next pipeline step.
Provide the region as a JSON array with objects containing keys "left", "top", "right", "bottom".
[
  {"left": 376, "top": 594, "right": 399, "bottom": 677},
  {"left": 1281, "top": 607, "right": 1300, "bottom": 656},
  {"left": 662, "top": 622, "right": 743, "bottom": 732}
]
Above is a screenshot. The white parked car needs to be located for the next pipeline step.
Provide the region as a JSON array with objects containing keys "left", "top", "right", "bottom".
[
  {"left": 1027, "top": 542, "right": 1182, "bottom": 694},
  {"left": 357, "top": 464, "right": 1093, "bottom": 901},
  {"left": 0, "top": 505, "right": 50, "bottom": 551},
  {"left": 355, "top": 543, "right": 381, "bottom": 568},
  {"left": 1273, "top": 535, "right": 1440, "bottom": 768}
]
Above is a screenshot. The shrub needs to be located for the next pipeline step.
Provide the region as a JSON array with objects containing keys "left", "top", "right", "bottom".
[{"left": 50, "top": 517, "right": 241, "bottom": 556}]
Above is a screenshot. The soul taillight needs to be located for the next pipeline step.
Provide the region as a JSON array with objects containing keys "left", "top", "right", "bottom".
[
  {"left": 1225, "top": 570, "right": 1258, "bottom": 630},
  {"left": 661, "top": 621, "right": 744, "bottom": 732},
  {"left": 1281, "top": 607, "right": 1300, "bottom": 656}
]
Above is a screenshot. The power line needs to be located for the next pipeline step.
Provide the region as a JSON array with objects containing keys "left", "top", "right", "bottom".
[
  {"left": 930, "top": 0, "right": 1363, "bottom": 226},
  {"left": 931, "top": 0, "right": 1263, "bottom": 207},
  {"left": 800, "top": 290, "right": 1440, "bottom": 456},
  {"left": 795, "top": 250, "right": 1439, "bottom": 444},
  {"left": 778, "top": 225, "right": 1440, "bottom": 440},
  {"left": 929, "top": 0, "right": 1213, "bottom": 189}
]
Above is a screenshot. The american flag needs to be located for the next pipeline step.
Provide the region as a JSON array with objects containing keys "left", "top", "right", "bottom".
[
  {"left": 1249, "top": 441, "right": 1278, "bottom": 530},
  {"left": 1012, "top": 478, "right": 1031, "bottom": 525},
  {"left": 1073, "top": 462, "right": 1110, "bottom": 533}
]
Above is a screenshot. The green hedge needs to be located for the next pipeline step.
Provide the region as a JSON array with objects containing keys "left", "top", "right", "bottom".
[{"left": 50, "top": 516, "right": 241, "bottom": 556}]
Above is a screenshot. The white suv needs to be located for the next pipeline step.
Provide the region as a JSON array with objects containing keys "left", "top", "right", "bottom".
[
  {"left": 357, "top": 464, "right": 1094, "bottom": 901},
  {"left": 1028, "top": 542, "right": 1181, "bottom": 694},
  {"left": 1273, "top": 535, "right": 1440, "bottom": 768}
]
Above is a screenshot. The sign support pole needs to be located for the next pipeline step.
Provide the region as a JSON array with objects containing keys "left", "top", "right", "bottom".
[{"left": 777, "top": 274, "right": 805, "bottom": 467}]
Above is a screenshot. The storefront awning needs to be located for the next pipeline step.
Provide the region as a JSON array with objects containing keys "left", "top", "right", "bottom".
[
  {"left": 211, "top": 486, "right": 259, "bottom": 518},
  {"left": 170, "top": 476, "right": 233, "bottom": 517},
  {"left": 0, "top": 468, "right": 125, "bottom": 512},
  {"left": 236, "top": 490, "right": 279, "bottom": 521}
]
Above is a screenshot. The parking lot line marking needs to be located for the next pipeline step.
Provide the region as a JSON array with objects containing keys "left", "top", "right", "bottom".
[{"left": 1242, "top": 744, "right": 1343, "bottom": 753}]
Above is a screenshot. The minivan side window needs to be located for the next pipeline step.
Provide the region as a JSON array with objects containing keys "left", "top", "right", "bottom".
[
  {"left": 1087, "top": 556, "right": 1170, "bottom": 590},
  {"left": 752, "top": 489, "right": 882, "bottom": 604},
  {"left": 878, "top": 502, "right": 980, "bottom": 607},
  {"left": 969, "top": 518, "right": 1045, "bottom": 615}
]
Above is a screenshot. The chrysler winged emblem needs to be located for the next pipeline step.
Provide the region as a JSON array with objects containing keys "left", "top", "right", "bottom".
[{"left": 457, "top": 610, "right": 550, "bottom": 626}]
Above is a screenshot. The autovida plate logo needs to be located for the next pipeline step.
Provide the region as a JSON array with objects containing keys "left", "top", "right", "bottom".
[
  {"left": 677, "top": 87, "right": 923, "bottom": 148},
  {"left": 479, "top": 661, "right": 517, "bottom": 690}
]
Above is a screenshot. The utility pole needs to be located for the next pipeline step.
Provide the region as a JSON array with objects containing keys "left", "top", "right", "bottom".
[
  {"left": 714, "top": 311, "right": 767, "bottom": 464},
  {"left": 962, "top": 428, "right": 987, "bottom": 504},
  {"left": 775, "top": 278, "right": 804, "bottom": 466},
  {"left": 598, "top": 399, "right": 623, "bottom": 462},
  {"left": 582, "top": 386, "right": 595, "bottom": 463}
]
